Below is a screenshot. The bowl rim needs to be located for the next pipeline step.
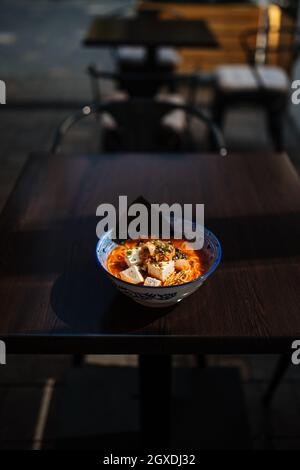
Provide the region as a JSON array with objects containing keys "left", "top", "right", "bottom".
[{"left": 95, "top": 228, "right": 222, "bottom": 289}]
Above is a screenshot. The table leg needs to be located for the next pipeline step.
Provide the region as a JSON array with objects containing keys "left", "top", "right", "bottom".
[
  {"left": 146, "top": 46, "right": 157, "bottom": 67},
  {"left": 139, "top": 355, "right": 172, "bottom": 449},
  {"left": 196, "top": 354, "right": 206, "bottom": 368}
]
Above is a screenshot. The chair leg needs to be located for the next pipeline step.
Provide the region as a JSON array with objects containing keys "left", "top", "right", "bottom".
[
  {"left": 263, "top": 354, "right": 290, "bottom": 407},
  {"left": 210, "top": 92, "right": 226, "bottom": 152},
  {"left": 212, "top": 90, "right": 226, "bottom": 129}
]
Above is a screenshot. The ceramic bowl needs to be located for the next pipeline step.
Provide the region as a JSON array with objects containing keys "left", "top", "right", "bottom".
[{"left": 96, "top": 228, "right": 221, "bottom": 308}]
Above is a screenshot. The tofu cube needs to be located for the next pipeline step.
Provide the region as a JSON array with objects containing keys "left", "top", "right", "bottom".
[
  {"left": 175, "top": 259, "right": 190, "bottom": 271},
  {"left": 144, "top": 277, "right": 162, "bottom": 287},
  {"left": 143, "top": 241, "right": 156, "bottom": 256},
  {"left": 119, "top": 265, "right": 144, "bottom": 284},
  {"left": 148, "top": 261, "right": 174, "bottom": 282},
  {"left": 125, "top": 247, "right": 142, "bottom": 267}
]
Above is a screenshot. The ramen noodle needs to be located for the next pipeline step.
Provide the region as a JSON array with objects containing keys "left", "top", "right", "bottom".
[{"left": 107, "top": 239, "right": 207, "bottom": 286}]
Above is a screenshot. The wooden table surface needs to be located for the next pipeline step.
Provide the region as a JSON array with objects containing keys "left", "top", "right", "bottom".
[
  {"left": 84, "top": 17, "right": 218, "bottom": 48},
  {"left": 0, "top": 151, "right": 300, "bottom": 353}
]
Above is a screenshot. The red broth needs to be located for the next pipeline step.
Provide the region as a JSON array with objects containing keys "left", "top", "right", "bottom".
[{"left": 107, "top": 239, "right": 208, "bottom": 286}]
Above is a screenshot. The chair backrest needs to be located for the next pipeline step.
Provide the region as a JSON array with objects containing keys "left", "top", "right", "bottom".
[
  {"left": 240, "top": 26, "right": 300, "bottom": 70},
  {"left": 87, "top": 65, "right": 200, "bottom": 102},
  {"left": 51, "top": 98, "right": 227, "bottom": 156}
]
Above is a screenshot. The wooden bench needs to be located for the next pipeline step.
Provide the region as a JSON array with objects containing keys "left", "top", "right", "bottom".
[
  {"left": 140, "top": 2, "right": 294, "bottom": 72},
  {"left": 141, "top": 2, "right": 262, "bottom": 71}
]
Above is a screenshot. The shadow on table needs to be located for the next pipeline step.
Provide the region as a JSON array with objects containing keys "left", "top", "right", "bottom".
[
  {"left": 207, "top": 211, "right": 300, "bottom": 262},
  {"left": 50, "top": 268, "right": 172, "bottom": 334}
]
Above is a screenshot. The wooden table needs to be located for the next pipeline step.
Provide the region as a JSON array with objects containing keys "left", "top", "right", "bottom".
[
  {"left": 0, "top": 151, "right": 300, "bottom": 354},
  {"left": 84, "top": 17, "right": 218, "bottom": 50}
]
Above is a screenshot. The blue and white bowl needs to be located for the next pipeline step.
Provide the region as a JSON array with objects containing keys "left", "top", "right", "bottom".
[{"left": 96, "top": 228, "right": 222, "bottom": 308}]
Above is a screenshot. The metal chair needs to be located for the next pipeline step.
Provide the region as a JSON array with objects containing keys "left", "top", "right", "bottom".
[
  {"left": 239, "top": 26, "right": 300, "bottom": 71},
  {"left": 213, "top": 26, "right": 300, "bottom": 151},
  {"left": 51, "top": 99, "right": 227, "bottom": 156}
]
